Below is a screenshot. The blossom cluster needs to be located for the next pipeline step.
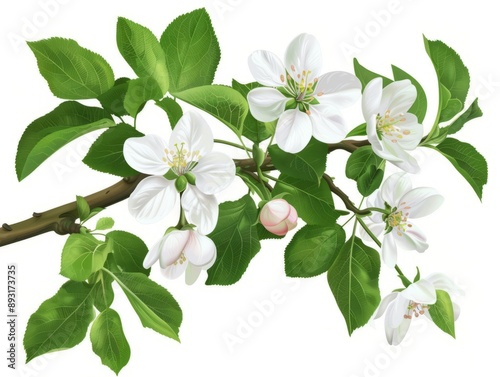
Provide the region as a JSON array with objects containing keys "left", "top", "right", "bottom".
[{"left": 125, "top": 32, "right": 462, "bottom": 342}]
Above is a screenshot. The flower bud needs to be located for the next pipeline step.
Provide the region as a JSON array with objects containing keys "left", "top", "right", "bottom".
[
  {"left": 175, "top": 175, "right": 188, "bottom": 193},
  {"left": 259, "top": 199, "right": 298, "bottom": 236}
]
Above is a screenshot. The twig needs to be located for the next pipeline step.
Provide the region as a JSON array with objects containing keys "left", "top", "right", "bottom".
[{"left": 322, "top": 174, "right": 371, "bottom": 216}]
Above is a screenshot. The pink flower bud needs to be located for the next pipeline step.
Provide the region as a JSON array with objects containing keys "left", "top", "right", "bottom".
[{"left": 259, "top": 199, "right": 298, "bottom": 236}]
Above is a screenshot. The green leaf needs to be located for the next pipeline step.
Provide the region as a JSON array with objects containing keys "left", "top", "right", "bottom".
[
  {"left": 111, "top": 272, "right": 182, "bottom": 341},
  {"left": 273, "top": 175, "right": 345, "bottom": 225},
  {"left": 424, "top": 36, "right": 469, "bottom": 123},
  {"left": 95, "top": 217, "right": 115, "bottom": 231},
  {"left": 76, "top": 195, "right": 90, "bottom": 221},
  {"left": 353, "top": 58, "right": 392, "bottom": 90},
  {"left": 439, "top": 98, "right": 463, "bottom": 123},
  {"left": 27, "top": 38, "right": 114, "bottom": 99},
  {"left": 124, "top": 76, "right": 164, "bottom": 117},
  {"left": 232, "top": 80, "right": 273, "bottom": 142},
  {"left": 98, "top": 78, "right": 130, "bottom": 117},
  {"left": 357, "top": 164, "right": 385, "bottom": 197},
  {"left": 255, "top": 223, "right": 284, "bottom": 240},
  {"left": 60, "top": 234, "right": 112, "bottom": 282},
  {"left": 346, "top": 146, "right": 383, "bottom": 180},
  {"left": 432, "top": 138, "right": 488, "bottom": 200},
  {"left": 236, "top": 172, "right": 270, "bottom": 202},
  {"left": 156, "top": 97, "right": 184, "bottom": 129},
  {"left": 439, "top": 98, "right": 483, "bottom": 137},
  {"left": 86, "top": 207, "right": 105, "bottom": 223},
  {"left": 285, "top": 225, "right": 346, "bottom": 278},
  {"left": 116, "top": 17, "right": 169, "bottom": 93},
  {"left": 346, "top": 145, "right": 385, "bottom": 195},
  {"left": 269, "top": 139, "right": 328, "bottom": 183},
  {"left": 16, "top": 101, "right": 114, "bottom": 181},
  {"left": 83, "top": 124, "right": 143, "bottom": 177},
  {"left": 346, "top": 123, "right": 367, "bottom": 138},
  {"left": 428, "top": 290, "right": 456, "bottom": 338},
  {"left": 91, "top": 272, "right": 114, "bottom": 312},
  {"left": 392, "top": 65, "right": 427, "bottom": 123},
  {"left": 327, "top": 236, "right": 381, "bottom": 335},
  {"left": 174, "top": 85, "right": 248, "bottom": 136},
  {"left": 206, "top": 195, "right": 261, "bottom": 285},
  {"left": 90, "top": 309, "right": 131, "bottom": 374},
  {"left": 160, "top": 8, "right": 220, "bottom": 92},
  {"left": 24, "top": 281, "right": 95, "bottom": 362},
  {"left": 106, "top": 231, "right": 150, "bottom": 275}
]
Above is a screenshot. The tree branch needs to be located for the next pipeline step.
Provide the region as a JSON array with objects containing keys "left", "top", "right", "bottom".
[
  {"left": 322, "top": 174, "right": 371, "bottom": 216},
  {"left": 0, "top": 139, "right": 369, "bottom": 248},
  {"left": 0, "top": 175, "right": 147, "bottom": 247}
]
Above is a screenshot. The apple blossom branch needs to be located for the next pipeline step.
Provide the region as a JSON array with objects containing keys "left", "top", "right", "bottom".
[{"left": 0, "top": 139, "right": 369, "bottom": 247}]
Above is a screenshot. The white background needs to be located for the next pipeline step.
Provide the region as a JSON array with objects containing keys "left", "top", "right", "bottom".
[{"left": 0, "top": 0, "right": 499, "bottom": 376}]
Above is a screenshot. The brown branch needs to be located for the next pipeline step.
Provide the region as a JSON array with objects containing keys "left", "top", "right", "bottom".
[
  {"left": 322, "top": 174, "right": 371, "bottom": 216},
  {"left": 0, "top": 139, "right": 370, "bottom": 248},
  {"left": 0, "top": 175, "right": 147, "bottom": 247},
  {"left": 328, "top": 140, "right": 370, "bottom": 153}
]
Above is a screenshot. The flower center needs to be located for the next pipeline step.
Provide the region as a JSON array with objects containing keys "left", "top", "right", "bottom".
[
  {"left": 163, "top": 142, "right": 201, "bottom": 176},
  {"left": 376, "top": 110, "right": 411, "bottom": 143},
  {"left": 280, "top": 64, "right": 320, "bottom": 113},
  {"left": 404, "top": 301, "right": 430, "bottom": 319},
  {"left": 385, "top": 202, "right": 413, "bottom": 236},
  {"left": 172, "top": 252, "right": 187, "bottom": 266}
]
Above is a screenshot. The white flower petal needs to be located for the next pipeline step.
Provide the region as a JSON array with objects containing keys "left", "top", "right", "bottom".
[
  {"left": 379, "top": 138, "right": 411, "bottom": 162},
  {"left": 381, "top": 173, "right": 411, "bottom": 209},
  {"left": 362, "top": 78, "right": 383, "bottom": 120},
  {"left": 192, "top": 152, "right": 235, "bottom": 195},
  {"left": 170, "top": 112, "right": 213, "bottom": 156},
  {"left": 158, "top": 230, "right": 190, "bottom": 268},
  {"left": 202, "top": 246, "right": 217, "bottom": 270},
  {"left": 395, "top": 114, "right": 423, "bottom": 150},
  {"left": 315, "top": 71, "right": 361, "bottom": 108},
  {"left": 184, "top": 231, "right": 216, "bottom": 267},
  {"left": 371, "top": 134, "right": 407, "bottom": 164},
  {"left": 143, "top": 244, "right": 161, "bottom": 269},
  {"left": 374, "top": 292, "right": 398, "bottom": 319},
  {"left": 380, "top": 79, "right": 417, "bottom": 115},
  {"left": 123, "top": 134, "right": 170, "bottom": 175},
  {"left": 382, "top": 232, "right": 398, "bottom": 268},
  {"left": 248, "top": 50, "right": 287, "bottom": 87},
  {"left": 366, "top": 116, "right": 402, "bottom": 165},
  {"left": 386, "top": 313, "right": 412, "bottom": 346},
  {"left": 388, "top": 294, "right": 410, "bottom": 329},
  {"left": 181, "top": 185, "right": 218, "bottom": 235},
  {"left": 426, "top": 273, "right": 464, "bottom": 296},
  {"left": 275, "top": 108, "right": 313, "bottom": 153},
  {"left": 309, "top": 105, "right": 347, "bottom": 143},
  {"left": 285, "top": 33, "right": 322, "bottom": 83},
  {"left": 161, "top": 261, "right": 187, "bottom": 280},
  {"left": 401, "top": 279, "right": 437, "bottom": 304},
  {"left": 185, "top": 263, "right": 203, "bottom": 285},
  {"left": 128, "top": 176, "right": 176, "bottom": 224},
  {"left": 247, "top": 87, "right": 288, "bottom": 122},
  {"left": 389, "top": 148, "right": 420, "bottom": 173},
  {"left": 453, "top": 302, "right": 461, "bottom": 321},
  {"left": 400, "top": 188, "right": 444, "bottom": 218},
  {"left": 395, "top": 223, "right": 428, "bottom": 252}
]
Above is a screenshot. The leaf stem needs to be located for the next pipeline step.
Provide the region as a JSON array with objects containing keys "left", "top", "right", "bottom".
[
  {"left": 356, "top": 216, "right": 381, "bottom": 248},
  {"left": 214, "top": 139, "right": 247, "bottom": 151},
  {"left": 237, "top": 135, "right": 252, "bottom": 158},
  {"left": 394, "top": 265, "right": 412, "bottom": 287},
  {"left": 362, "top": 207, "right": 390, "bottom": 215}
]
